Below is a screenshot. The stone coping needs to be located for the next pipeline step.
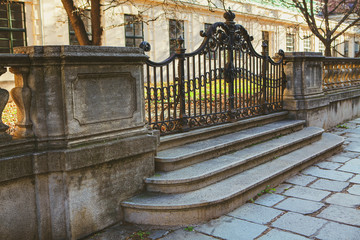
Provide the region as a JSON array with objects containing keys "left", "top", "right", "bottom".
[{"left": 0, "top": 134, "right": 156, "bottom": 183}]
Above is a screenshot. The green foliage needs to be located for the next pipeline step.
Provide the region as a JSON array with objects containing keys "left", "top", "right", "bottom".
[
  {"left": 336, "top": 124, "right": 349, "bottom": 129},
  {"left": 248, "top": 185, "right": 276, "bottom": 203},
  {"left": 184, "top": 226, "right": 194, "bottom": 232},
  {"left": 130, "top": 231, "right": 150, "bottom": 240}
]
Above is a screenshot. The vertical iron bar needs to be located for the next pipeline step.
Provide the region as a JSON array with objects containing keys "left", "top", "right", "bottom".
[
  {"left": 154, "top": 67, "right": 158, "bottom": 125},
  {"left": 261, "top": 41, "right": 269, "bottom": 114},
  {"left": 166, "top": 65, "right": 171, "bottom": 124},
  {"left": 176, "top": 36, "right": 187, "bottom": 131},
  {"left": 147, "top": 65, "right": 151, "bottom": 126}
]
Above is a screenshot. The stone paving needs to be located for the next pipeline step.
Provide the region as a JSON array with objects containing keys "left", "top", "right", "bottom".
[{"left": 86, "top": 118, "right": 360, "bottom": 240}]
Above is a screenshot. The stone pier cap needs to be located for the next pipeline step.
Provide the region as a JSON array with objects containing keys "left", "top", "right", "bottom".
[{"left": 9, "top": 45, "right": 150, "bottom": 150}]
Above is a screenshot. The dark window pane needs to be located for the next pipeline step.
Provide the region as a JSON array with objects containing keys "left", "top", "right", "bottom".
[
  {"left": 0, "top": 39, "right": 9, "bottom": 48},
  {"left": 126, "top": 38, "right": 135, "bottom": 47},
  {"left": 135, "top": 38, "right": 143, "bottom": 47},
  {"left": 134, "top": 22, "right": 142, "bottom": 37},
  {"left": 0, "top": 31, "right": 9, "bottom": 39},
  {"left": 0, "top": 2, "right": 26, "bottom": 52},
  {"left": 125, "top": 23, "right": 133, "bottom": 36},
  {"left": 69, "top": 34, "right": 79, "bottom": 45},
  {"left": 0, "top": 10, "right": 8, "bottom": 19},
  {"left": 124, "top": 15, "right": 143, "bottom": 47},
  {"left": 0, "top": 19, "right": 8, "bottom": 27}
]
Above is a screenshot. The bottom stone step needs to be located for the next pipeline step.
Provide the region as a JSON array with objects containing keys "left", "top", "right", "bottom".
[{"left": 122, "top": 133, "right": 343, "bottom": 226}]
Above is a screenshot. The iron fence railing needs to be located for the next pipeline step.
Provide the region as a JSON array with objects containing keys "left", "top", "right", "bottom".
[{"left": 141, "top": 11, "right": 286, "bottom": 135}]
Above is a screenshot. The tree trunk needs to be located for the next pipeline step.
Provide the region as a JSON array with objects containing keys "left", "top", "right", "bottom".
[
  {"left": 91, "top": 0, "right": 102, "bottom": 45},
  {"left": 61, "top": 0, "right": 91, "bottom": 45},
  {"left": 324, "top": 42, "right": 332, "bottom": 57}
]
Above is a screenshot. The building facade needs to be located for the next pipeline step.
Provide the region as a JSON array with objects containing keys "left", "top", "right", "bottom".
[{"left": 1, "top": 0, "right": 360, "bottom": 62}]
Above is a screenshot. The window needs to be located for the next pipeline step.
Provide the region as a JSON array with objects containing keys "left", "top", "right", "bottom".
[
  {"left": 124, "top": 14, "right": 144, "bottom": 47},
  {"left": 169, "top": 19, "right": 184, "bottom": 54},
  {"left": 355, "top": 42, "right": 359, "bottom": 57},
  {"left": 0, "top": 2, "right": 26, "bottom": 53},
  {"left": 286, "top": 33, "right": 295, "bottom": 52},
  {"left": 344, "top": 40, "right": 349, "bottom": 57},
  {"left": 303, "top": 37, "right": 311, "bottom": 52},
  {"left": 262, "top": 31, "right": 270, "bottom": 50},
  {"left": 69, "top": 10, "right": 91, "bottom": 45},
  {"left": 319, "top": 41, "right": 325, "bottom": 54}
]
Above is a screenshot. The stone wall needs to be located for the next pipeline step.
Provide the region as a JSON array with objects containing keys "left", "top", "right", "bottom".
[
  {"left": 0, "top": 46, "right": 157, "bottom": 240},
  {"left": 284, "top": 52, "right": 360, "bottom": 129}
]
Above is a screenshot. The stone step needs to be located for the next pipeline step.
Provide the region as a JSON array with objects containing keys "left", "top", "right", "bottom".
[
  {"left": 122, "top": 133, "right": 344, "bottom": 226},
  {"left": 155, "top": 119, "right": 305, "bottom": 171},
  {"left": 146, "top": 127, "right": 324, "bottom": 193},
  {"left": 159, "top": 111, "right": 289, "bottom": 151}
]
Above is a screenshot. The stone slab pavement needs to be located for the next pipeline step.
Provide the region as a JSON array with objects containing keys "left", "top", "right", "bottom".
[{"left": 86, "top": 119, "right": 360, "bottom": 240}]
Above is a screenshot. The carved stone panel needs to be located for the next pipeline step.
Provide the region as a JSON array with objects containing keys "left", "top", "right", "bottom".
[{"left": 72, "top": 72, "right": 137, "bottom": 125}]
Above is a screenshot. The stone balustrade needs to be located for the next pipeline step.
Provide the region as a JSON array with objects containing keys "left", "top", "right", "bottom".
[
  {"left": 323, "top": 57, "right": 360, "bottom": 90},
  {"left": 0, "top": 54, "right": 31, "bottom": 141}
]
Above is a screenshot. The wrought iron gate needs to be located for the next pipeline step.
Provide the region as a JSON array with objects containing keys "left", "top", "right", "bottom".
[{"left": 140, "top": 11, "right": 286, "bottom": 135}]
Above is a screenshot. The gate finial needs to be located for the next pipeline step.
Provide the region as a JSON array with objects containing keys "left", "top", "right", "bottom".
[{"left": 224, "top": 9, "right": 235, "bottom": 22}]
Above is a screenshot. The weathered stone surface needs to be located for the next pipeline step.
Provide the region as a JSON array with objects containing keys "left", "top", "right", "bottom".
[
  {"left": 329, "top": 155, "right": 351, "bottom": 163},
  {"left": 271, "top": 212, "right": 328, "bottom": 237},
  {"left": 196, "top": 216, "right": 267, "bottom": 240},
  {"left": 316, "top": 161, "right": 342, "bottom": 170},
  {"left": 258, "top": 229, "right": 309, "bottom": 240},
  {"left": 275, "top": 183, "right": 293, "bottom": 193},
  {"left": 275, "top": 197, "right": 324, "bottom": 214},
  {"left": 67, "top": 152, "right": 155, "bottom": 239},
  {"left": 72, "top": 73, "right": 136, "bottom": 124},
  {"left": 302, "top": 166, "right": 354, "bottom": 181},
  {"left": 228, "top": 203, "right": 283, "bottom": 224},
  {"left": 316, "top": 222, "right": 360, "bottom": 240},
  {"left": 13, "top": 46, "right": 148, "bottom": 149},
  {"left": 0, "top": 177, "right": 37, "bottom": 240},
  {"left": 318, "top": 205, "right": 360, "bottom": 226},
  {"left": 285, "top": 174, "right": 317, "bottom": 186},
  {"left": 309, "top": 179, "right": 349, "bottom": 192},
  {"left": 350, "top": 175, "right": 360, "bottom": 184},
  {"left": 325, "top": 193, "right": 360, "bottom": 208},
  {"left": 345, "top": 142, "right": 360, "bottom": 152},
  {"left": 255, "top": 194, "right": 286, "bottom": 207},
  {"left": 283, "top": 186, "right": 331, "bottom": 201},
  {"left": 347, "top": 184, "right": 360, "bottom": 195},
  {"left": 338, "top": 158, "right": 360, "bottom": 173},
  {"left": 160, "top": 229, "right": 216, "bottom": 240}
]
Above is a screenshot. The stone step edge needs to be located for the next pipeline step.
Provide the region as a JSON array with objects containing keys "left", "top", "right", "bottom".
[
  {"left": 158, "top": 111, "right": 288, "bottom": 150},
  {"left": 146, "top": 127, "right": 324, "bottom": 185},
  {"left": 155, "top": 120, "right": 305, "bottom": 163},
  {"left": 122, "top": 133, "right": 343, "bottom": 210}
]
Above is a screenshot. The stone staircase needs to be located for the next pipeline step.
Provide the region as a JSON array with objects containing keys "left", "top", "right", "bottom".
[{"left": 121, "top": 112, "right": 344, "bottom": 226}]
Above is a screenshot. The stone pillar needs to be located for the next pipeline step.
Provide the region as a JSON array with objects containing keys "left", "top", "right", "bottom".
[
  {"left": 283, "top": 52, "right": 329, "bottom": 128},
  {"left": 0, "top": 46, "right": 158, "bottom": 240},
  {"left": 9, "top": 66, "right": 33, "bottom": 138}
]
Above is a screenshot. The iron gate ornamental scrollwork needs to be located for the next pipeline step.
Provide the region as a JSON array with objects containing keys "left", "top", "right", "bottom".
[{"left": 141, "top": 11, "right": 286, "bottom": 135}]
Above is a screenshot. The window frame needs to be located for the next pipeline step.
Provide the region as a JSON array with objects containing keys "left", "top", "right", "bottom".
[
  {"left": 355, "top": 41, "right": 360, "bottom": 57},
  {"left": 286, "top": 33, "right": 295, "bottom": 52},
  {"left": 344, "top": 40, "right": 349, "bottom": 57},
  {"left": 303, "top": 37, "right": 311, "bottom": 52},
  {"left": 0, "top": 2, "right": 27, "bottom": 53},
  {"left": 169, "top": 19, "right": 184, "bottom": 55},
  {"left": 124, "top": 14, "right": 144, "bottom": 48}
]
